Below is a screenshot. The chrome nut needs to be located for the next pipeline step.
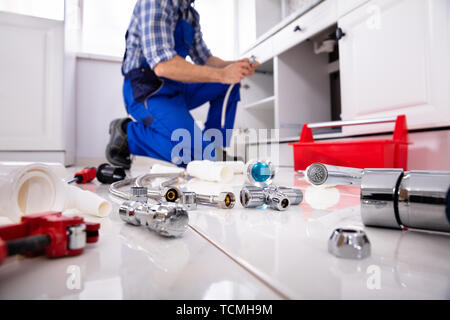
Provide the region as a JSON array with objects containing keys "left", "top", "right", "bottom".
[
  {"left": 180, "top": 192, "right": 197, "bottom": 211},
  {"left": 217, "top": 192, "right": 236, "bottom": 209},
  {"left": 131, "top": 186, "right": 148, "bottom": 203},
  {"left": 275, "top": 187, "right": 303, "bottom": 206},
  {"left": 147, "top": 205, "right": 189, "bottom": 238},
  {"left": 162, "top": 186, "right": 182, "bottom": 203},
  {"left": 240, "top": 186, "right": 266, "bottom": 208},
  {"left": 266, "top": 190, "right": 290, "bottom": 211},
  {"left": 119, "top": 200, "right": 145, "bottom": 226},
  {"left": 328, "top": 228, "right": 371, "bottom": 260}
]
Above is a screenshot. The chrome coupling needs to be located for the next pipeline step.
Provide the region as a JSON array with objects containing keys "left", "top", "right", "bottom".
[
  {"left": 305, "top": 163, "right": 450, "bottom": 233},
  {"left": 240, "top": 186, "right": 302, "bottom": 211},
  {"left": 266, "top": 190, "right": 290, "bottom": 211},
  {"left": 147, "top": 186, "right": 234, "bottom": 210},
  {"left": 361, "top": 170, "right": 450, "bottom": 233},
  {"left": 274, "top": 187, "right": 304, "bottom": 206},
  {"left": 179, "top": 191, "right": 197, "bottom": 211},
  {"left": 195, "top": 192, "right": 236, "bottom": 209},
  {"left": 131, "top": 186, "right": 148, "bottom": 203},
  {"left": 147, "top": 186, "right": 183, "bottom": 203},
  {"left": 240, "top": 186, "right": 267, "bottom": 208},
  {"left": 119, "top": 189, "right": 189, "bottom": 237},
  {"left": 328, "top": 228, "right": 371, "bottom": 260}
]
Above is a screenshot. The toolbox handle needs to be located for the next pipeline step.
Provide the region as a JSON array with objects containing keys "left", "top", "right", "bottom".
[
  {"left": 300, "top": 115, "right": 408, "bottom": 143},
  {"left": 307, "top": 116, "right": 397, "bottom": 129}
]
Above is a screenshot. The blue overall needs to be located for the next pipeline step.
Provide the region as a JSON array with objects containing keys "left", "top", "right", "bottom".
[{"left": 123, "top": 19, "right": 240, "bottom": 165}]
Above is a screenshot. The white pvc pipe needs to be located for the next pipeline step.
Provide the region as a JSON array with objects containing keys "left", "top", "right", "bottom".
[
  {"left": 65, "top": 185, "right": 111, "bottom": 218},
  {"left": 186, "top": 160, "right": 234, "bottom": 183},
  {"left": 214, "top": 161, "right": 245, "bottom": 174},
  {"left": 0, "top": 162, "right": 111, "bottom": 222}
]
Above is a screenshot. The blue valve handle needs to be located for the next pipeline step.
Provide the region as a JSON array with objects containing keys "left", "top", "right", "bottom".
[{"left": 251, "top": 162, "right": 271, "bottom": 183}]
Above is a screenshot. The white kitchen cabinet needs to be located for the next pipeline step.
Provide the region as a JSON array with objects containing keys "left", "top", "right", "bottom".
[
  {"left": 337, "top": 0, "right": 370, "bottom": 18},
  {"left": 338, "top": 0, "right": 450, "bottom": 133},
  {"left": 236, "top": 0, "right": 282, "bottom": 53},
  {"left": 0, "top": 5, "right": 77, "bottom": 165}
]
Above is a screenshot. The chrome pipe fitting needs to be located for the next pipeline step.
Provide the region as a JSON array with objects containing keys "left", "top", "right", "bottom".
[
  {"left": 146, "top": 186, "right": 183, "bottom": 203},
  {"left": 131, "top": 186, "right": 148, "bottom": 203},
  {"left": 240, "top": 186, "right": 267, "bottom": 208},
  {"left": 119, "top": 200, "right": 189, "bottom": 237},
  {"left": 266, "top": 190, "right": 290, "bottom": 211},
  {"left": 360, "top": 169, "right": 405, "bottom": 230},
  {"left": 179, "top": 192, "right": 197, "bottom": 211},
  {"left": 397, "top": 171, "right": 450, "bottom": 232},
  {"left": 328, "top": 228, "right": 371, "bottom": 260},
  {"left": 195, "top": 192, "right": 236, "bottom": 209},
  {"left": 146, "top": 187, "right": 235, "bottom": 210},
  {"left": 275, "top": 187, "right": 304, "bottom": 206},
  {"left": 361, "top": 170, "right": 450, "bottom": 233},
  {"left": 305, "top": 163, "right": 450, "bottom": 233},
  {"left": 240, "top": 186, "right": 302, "bottom": 211},
  {"left": 119, "top": 187, "right": 189, "bottom": 237}
]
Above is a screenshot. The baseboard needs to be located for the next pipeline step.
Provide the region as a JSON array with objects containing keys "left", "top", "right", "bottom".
[{"left": 0, "top": 151, "right": 70, "bottom": 166}]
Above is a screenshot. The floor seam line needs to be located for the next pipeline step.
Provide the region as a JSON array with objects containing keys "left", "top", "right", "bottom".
[{"left": 188, "top": 224, "right": 290, "bottom": 300}]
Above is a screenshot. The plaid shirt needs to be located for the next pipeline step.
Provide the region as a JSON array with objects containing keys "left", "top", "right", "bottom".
[{"left": 122, "top": 0, "right": 212, "bottom": 74}]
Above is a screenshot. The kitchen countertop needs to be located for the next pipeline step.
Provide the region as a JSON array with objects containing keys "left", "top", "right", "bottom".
[{"left": 1, "top": 167, "right": 449, "bottom": 300}]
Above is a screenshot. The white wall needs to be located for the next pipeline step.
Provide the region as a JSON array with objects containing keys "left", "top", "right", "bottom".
[
  {"left": 75, "top": 58, "right": 126, "bottom": 160},
  {"left": 194, "top": 0, "right": 237, "bottom": 61},
  {"left": 0, "top": 0, "right": 64, "bottom": 20},
  {"left": 81, "top": 0, "right": 136, "bottom": 57}
]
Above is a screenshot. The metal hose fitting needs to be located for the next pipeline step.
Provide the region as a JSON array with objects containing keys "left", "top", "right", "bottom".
[
  {"left": 266, "top": 190, "right": 290, "bottom": 211},
  {"left": 273, "top": 187, "right": 304, "bottom": 206},
  {"left": 119, "top": 200, "right": 189, "bottom": 237},
  {"left": 195, "top": 192, "right": 236, "bottom": 209},
  {"left": 240, "top": 186, "right": 302, "bottom": 211}
]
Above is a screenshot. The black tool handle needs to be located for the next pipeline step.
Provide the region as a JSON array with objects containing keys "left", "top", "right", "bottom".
[
  {"left": 97, "top": 163, "right": 126, "bottom": 184},
  {"left": 6, "top": 235, "right": 51, "bottom": 256}
]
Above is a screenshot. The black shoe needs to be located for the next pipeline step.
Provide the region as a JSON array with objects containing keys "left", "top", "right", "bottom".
[{"left": 106, "top": 118, "right": 132, "bottom": 169}]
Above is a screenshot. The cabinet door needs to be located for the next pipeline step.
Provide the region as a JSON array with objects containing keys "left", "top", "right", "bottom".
[
  {"left": 0, "top": 12, "right": 64, "bottom": 151},
  {"left": 339, "top": 0, "right": 450, "bottom": 132}
]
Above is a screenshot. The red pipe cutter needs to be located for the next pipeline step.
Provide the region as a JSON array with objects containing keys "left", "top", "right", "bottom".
[{"left": 0, "top": 212, "right": 100, "bottom": 265}]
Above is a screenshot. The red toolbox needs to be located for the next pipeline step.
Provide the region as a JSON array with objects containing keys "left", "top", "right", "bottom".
[{"left": 289, "top": 115, "right": 410, "bottom": 171}]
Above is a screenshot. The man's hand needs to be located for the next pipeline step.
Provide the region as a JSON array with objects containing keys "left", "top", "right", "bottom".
[
  {"left": 238, "top": 58, "right": 260, "bottom": 77},
  {"left": 219, "top": 59, "right": 260, "bottom": 84},
  {"left": 220, "top": 61, "right": 251, "bottom": 84}
]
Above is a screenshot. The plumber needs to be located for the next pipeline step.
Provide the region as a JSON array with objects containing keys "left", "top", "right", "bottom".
[{"left": 106, "top": 0, "right": 259, "bottom": 169}]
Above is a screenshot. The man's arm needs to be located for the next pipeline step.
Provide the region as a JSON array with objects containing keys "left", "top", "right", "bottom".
[
  {"left": 154, "top": 56, "right": 255, "bottom": 84},
  {"left": 154, "top": 56, "right": 260, "bottom": 84},
  {"left": 205, "top": 56, "right": 234, "bottom": 69}
]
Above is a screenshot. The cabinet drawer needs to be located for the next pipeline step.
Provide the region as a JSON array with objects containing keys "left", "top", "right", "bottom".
[
  {"left": 243, "top": 37, "right": 274, "bottom": 65},
  {"left": 273, "top": 0, "right": 337, "bottom": 56}
]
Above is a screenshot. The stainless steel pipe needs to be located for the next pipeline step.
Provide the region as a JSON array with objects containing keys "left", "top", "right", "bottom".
[{"left": 305, "top": 163, "right": 450, "bottom": 233}]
